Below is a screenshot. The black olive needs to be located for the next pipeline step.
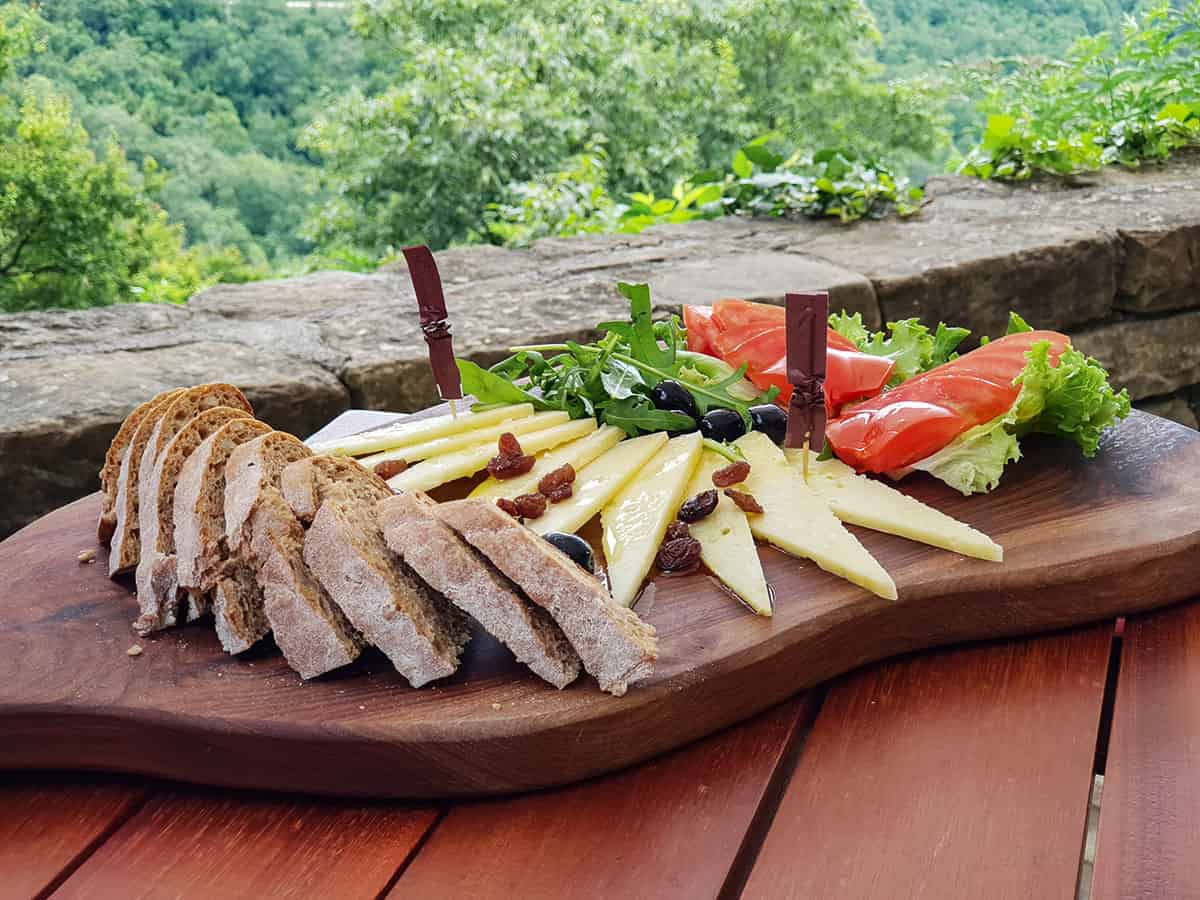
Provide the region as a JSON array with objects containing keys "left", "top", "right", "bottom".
[
  {"left": 543, "top": 532, "right": 595, "bottom": 574},
  {"left": 749, "top": 404, "right": 788, "bottom": 444},
  {"left": 699, "top": 408, "right": 747, "bottom": 443},
  {"left": 650, "top": 380, "right": 699, "bottom": 420}
]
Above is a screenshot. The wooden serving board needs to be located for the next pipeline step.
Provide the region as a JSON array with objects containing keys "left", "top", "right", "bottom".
[{"left": 1, "top": 410, "right": 1198, "bottom": 799}]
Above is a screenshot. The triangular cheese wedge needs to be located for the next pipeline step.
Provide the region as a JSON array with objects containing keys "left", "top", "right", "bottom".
[
  {"left": 785, "top": 449, "right": 1003, "bottom": 562},
  {"left": 685, "top": 450, "right": 771, "bottom": 616},
  {"left": 363, "top": 410, "right": 569, "bottom": 466},
  {"left": 602, "top": 432, "right": 703, "bottom": 608},
  {"left": 735, "top": 432, "right": 897, "bottom": 601},
  {"left": 530, "top": 432, "right": 668, "bottom": 536},
  {"left": 308, "top": 403, "right": 534, "bottom": 457}
]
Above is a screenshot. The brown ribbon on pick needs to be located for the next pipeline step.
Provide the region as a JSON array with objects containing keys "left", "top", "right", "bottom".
[
  {"left": 402, "top": 245, "right": 463, "bottom": 401},
  {"left": 784, "top": 291, "right": 829, "bottom": 450}
]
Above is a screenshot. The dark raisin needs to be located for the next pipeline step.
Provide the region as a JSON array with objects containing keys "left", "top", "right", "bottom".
[
  {"left": 497, "top": 432, "right": 524, "bottom": 457},
  {"left": 496, "top": 498, "right": 521, "bottom": 518},
  {"left": 725, "top": 488, "right": 764, "bottom": 514},
  {"left": 538, "top": 463, "right": 576, "bottom": 495},
  {"left": 712, "top": 461, "right": 751, "bottom": 488},
  {"left": 678, "top": 489, "right": 718, "bottom": 523},
  {"left": 657, "top": 536, "right": 702, "bottom": 573},
  {"left": 373, "top": 459, "right": 408, "bottom": 480},
  {"left": 514, "top": 493, "right": 548, "bottom": 519},
  {"left": 544, "top": 483, "right": 573, "bottom": 503},
  {"left": 487, "top": 452, "right": 536, "bottom": 479},
  {"left": 664, "top": 521, "right": 691, "bottom": 542}
]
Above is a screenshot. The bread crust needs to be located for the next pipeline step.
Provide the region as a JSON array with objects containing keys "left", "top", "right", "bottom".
[
  {"left": 224, "top": 432, "right": 312, "bottom": 549},
  {"left": 435, "top": 499, "right": 658, "bottom": 696},
  {"left": 98, "top": 389, "right": 182, "bottom": 544}
]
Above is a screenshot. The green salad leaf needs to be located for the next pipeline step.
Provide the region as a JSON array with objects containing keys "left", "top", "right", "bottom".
[{"left": 828, "top": 311, "right": 971, "bottom": 383}]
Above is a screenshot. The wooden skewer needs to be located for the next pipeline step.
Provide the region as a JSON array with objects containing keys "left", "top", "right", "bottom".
[{"left": 802, "top": 433, "right": 811, "bottom": 484}]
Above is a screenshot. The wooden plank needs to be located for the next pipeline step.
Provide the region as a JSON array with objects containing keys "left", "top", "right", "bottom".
[
  {"left": 741, "top": 624, "right": 1114, "bottom": 900},
  {"left": 389, "top": 695, "right": 818, "bottom": 899},
  {"left": 0, "top": 778, "right": 145, "bottom": 900},
  {"left": 52, "top": 792, "right": 440, "bottom": 900},
  {"left": 1, "top": 414, "right": 1197, "bottom": 799},
  {"left": 1092, "top": 599, "right": 1200, "bottom": 900}
]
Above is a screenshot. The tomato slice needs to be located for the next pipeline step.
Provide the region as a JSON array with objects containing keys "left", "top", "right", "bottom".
[
  {"left": 683, "top": 305, "right": 721, "bottom": 356},
  {"left": 826, "top": 330, "right": 1070, "bottom": 473}
]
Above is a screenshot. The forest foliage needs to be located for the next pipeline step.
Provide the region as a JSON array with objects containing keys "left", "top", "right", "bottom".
[{"left": 1, "top": 0, "right": 1198, "bottom": 312}]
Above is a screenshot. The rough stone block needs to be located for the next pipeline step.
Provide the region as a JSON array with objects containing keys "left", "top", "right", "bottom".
[{"left": 1072, "top": 312, "right": 1200, "bottom": 401}]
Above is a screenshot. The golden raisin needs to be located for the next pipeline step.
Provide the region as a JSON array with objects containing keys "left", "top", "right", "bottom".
[
  {"left": 664, "top": 521, "right": 691, "bottom": 542},
  {"left": 724, "top": 488, "right": 764, "bottom": 514},
  {"left": 712, "top": 461, "right": 751, "bottom": 487},
  {"left": 538, "top": 463, "right": 576, "bottom": 495},
  {"left": 544, "top": 483, "right": 573, "bottom": 503},
  {"left": 497, "top": 432, "right": 524, "bottom": 457},
  {"left": 373, "top": 459, "right": 408, "bottom": 480},
  {"left": 488, "top": 452, "right": 536, "bottom": 479},
  {"left": 496, "top": 498, "right": 520, "bottom": 518},
  {"left": 514, "top": 493, "right": 548, "bottom": 519}
]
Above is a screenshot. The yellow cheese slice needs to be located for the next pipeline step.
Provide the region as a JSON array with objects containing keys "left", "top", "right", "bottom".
[
  {"left": 735, "top": 432, "right": 897, "bottom": 601},
  {"left": 784, "top": 449, "right": 1003, "bottom": 562},
  {"left": 529, "top": 432, "right": 669, "bottom": 537},
  {"left": 601, "top": 432, "right": 704, "bottom": 608},
  {"left": 388, "top": 418, "right": 598, "bottom": 493},
  {"left": 684, "top": 450, "right": 772, "bottom": 616},
  {"left": 362, "top": 410, "right": 569, "bottom": 466},
  {"left": 307, "top": 403, "right": 534, "bottom": 457},
  {"left": 470, "top": 425, "right": 626, "bottom": 501}
]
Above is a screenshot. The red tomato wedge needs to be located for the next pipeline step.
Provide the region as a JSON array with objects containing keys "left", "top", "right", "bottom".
[
  {"left": 685, "top": 299, "right": 896, "bottom": 413},
  {"left": 825, "top": 330, "right": 1070, "bottom": 474}
]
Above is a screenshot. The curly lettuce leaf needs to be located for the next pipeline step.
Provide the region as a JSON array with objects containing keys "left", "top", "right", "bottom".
[
  {"left": 829, "top": 312, "right": 971, "bottom": 383},
  {"left": 906, "top": 415, "right": 1022, "bottom": 495},
  {"left": 828, "top": 311, "right": 871, "bottom": 346}
]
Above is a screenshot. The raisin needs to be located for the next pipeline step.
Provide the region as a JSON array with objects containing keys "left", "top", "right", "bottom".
[
  {"left": 657, "top": 536, "right": 702, "bottom": 573},
  {"left": 497, "top": 432, "right": 524, "bottom": 457},
  {"left": 678, "top": 489, "right": 719, "bottom": 523},
  {"left": 724, "top": 488, "right": 764, "bottom": 514},
  {"left": 496, "top": 498, "right": 520, "bottom": 518},
  {"left": 487, "top": 452, "right": 536, "bottom": 479},
  {"left": 514, "top": 493, "right": 548, "bottom": 519},
  {"left": 538, "top": 463, "right": 576, "bottom": 495},
  {"left": 712, "top": 460, "right": 751, "bottom": 488},
  {"left": 373, "top": 459, "right": 408, "bottom": 480},
  {"left": 544, "top": 483, "right": 573, "bottom": 503},
  {"left": 664, "top": 521, "right": 691, "bottom": 542}
]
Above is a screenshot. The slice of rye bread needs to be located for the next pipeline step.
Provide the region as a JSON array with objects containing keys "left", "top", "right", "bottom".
[
  {"left": 247, "top": 486, "right": 364, "bottom": 678},
  {"left": 281, "top": 457, "right": 470, "bottom": 687},
  {"left": 110, "top": 383, "right": 252, "bottom": 576},
  {"left": 435, "top": 499, "right": 658, "bottom": 696},
  {"left": 98, "top": 389, "right": 183, "bottom": 544},
  {"left": 171, "top": 420, "right": 274, "bottom": 652},
  {"left": 224, "top": 431, "right": 313, "bottom": 550},
  {"left": 107, "top": 390, "right": 186, "bottom": 574},
  {"left": 211, "top": 559, "right": 270, "bottom": 655},
  {"left": 379, "top": 492, "right": 581, "bottom": 689},
  {"left": 134, "top": 406, "right": 257, "bottom": 636}
]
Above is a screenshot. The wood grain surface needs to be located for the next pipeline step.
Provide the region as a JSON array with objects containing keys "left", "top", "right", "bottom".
[
  {"left": 0, "top": 411, "right": 1197, "bottom": 799},
  {"left": 740, "top": 623, "right": 1114, "bottom": 900},
  {"left": 1092, "top": 601, "right": 1200, "bottom": 900},
  {"left": 52, "top": 792, "right": 439, "bottom": 900},
  {"left": 390, "top": 695, "right": 819, "bottom": 900},
  {"left": 0, "top": 778, "right": 146, "bottom": 900}
]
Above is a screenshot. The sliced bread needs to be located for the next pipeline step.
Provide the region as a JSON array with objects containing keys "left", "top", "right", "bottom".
[
  {"left": 211, "top": 559, "right": 271, "bottom": 655},
  {"left": 247, "top": 486, "right": 364, "bottom": 679},
  {"left": 435, "top": 499, "right": 658, "bottom": 696},
  {"left": 98, "top": 389, "right": 183, "bottom": 544},
  {"left": 224, "top": 431, "right": 313, "bottom": 549},
  {"left": 282, "top": 457, "right": 470, "bottom": 687},
  {"left": 379, "top": 492, "right": 581, "bottom": 689},
  {"left": 110, "top": 383, "right": 252, "bottom": 576},
  {"left": 134, "top": 406, "right": 256, "bottom": 636}
]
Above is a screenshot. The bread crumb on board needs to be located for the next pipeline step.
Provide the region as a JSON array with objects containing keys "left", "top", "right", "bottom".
[
  {"left": 77, "top": 549, "right": 97, "bottom": 564},
  {"left": 491, "top": 702, "right": 502, "bottom": 711},
  {"left": 126, "top": 644, "right": 143, "bottom": 657}
]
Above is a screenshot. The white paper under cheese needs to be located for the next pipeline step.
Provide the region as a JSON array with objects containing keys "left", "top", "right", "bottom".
[
  {"left": 306, "top": 403, "right": 534, "bottom": 457},
  {"left": 469, "top": 425, "right": 626, "bottom": 501},
  {"left": 388, "top": 418, "right": 598, "bottom": 494},
  {"left": 362, "top": 410, "right": 568, "bottom": 466},
  {"left": 602, "top": 432, "right": 703, "bottom": 608},
  {"left": 529, "top": 432, "right": 668, "bottom": 537},
  {"left": 736, "top": 432, "right": 897, "bottom": 601},
  {"left": 684, "top": 450, "right": 772, "bottom": 616},
  {"left": 784, "top": 449, "right": 1003, "bottom": 562}
]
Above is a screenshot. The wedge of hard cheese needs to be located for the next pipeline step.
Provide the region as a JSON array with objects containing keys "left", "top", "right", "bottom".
[
  {"left": 436, "top": 499, "right": 658, "bottom": 696},
  {"left": 785, "top": 449, "right": 1003, "bottom": 562},
  {"left": 735, "top": 432, "right": 897, "bottom": 601}
]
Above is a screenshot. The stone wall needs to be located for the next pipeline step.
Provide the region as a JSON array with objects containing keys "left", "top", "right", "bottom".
[{"left": 3, "top": 153, "right": 1199, "bottom": 538}]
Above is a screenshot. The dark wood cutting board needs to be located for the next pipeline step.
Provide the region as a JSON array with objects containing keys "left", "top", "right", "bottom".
[{"left": 1, "top": 410, "right": 1198, "bottom": 799}]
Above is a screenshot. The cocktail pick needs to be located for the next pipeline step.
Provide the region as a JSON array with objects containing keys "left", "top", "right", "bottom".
[
  {"left": 401, "top": 245, "right": 464, "bottom": 405},
  {"left": 784, "top": 292, "right": 829, "bottom": 469}
]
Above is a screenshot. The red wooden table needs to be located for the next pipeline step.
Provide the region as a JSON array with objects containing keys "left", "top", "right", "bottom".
[{"left": 2, "top": 600, "right": 1195, "bottom": 900}]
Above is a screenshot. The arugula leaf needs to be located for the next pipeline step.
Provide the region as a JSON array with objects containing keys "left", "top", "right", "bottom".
[
  {"left": 600, "top": 396, "right": 695, "bottom": 436},
  {"left": 599, "top": 356, "right": 644, "bottom": 399},
  {"left": 930, "top": 322, "right": 971, "bottom": 367},
  {"left": 702, "top": 438, "right": 745, "bottom": 463},
  {"left": 616, "top": 282, "right": 675, "bottom": 370},
  {"left": 458, "top": 359, "right": 550, "bottom": 409},
  {"left": 1006, "top": 312, "right": 1034, "bottom": 334}
]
